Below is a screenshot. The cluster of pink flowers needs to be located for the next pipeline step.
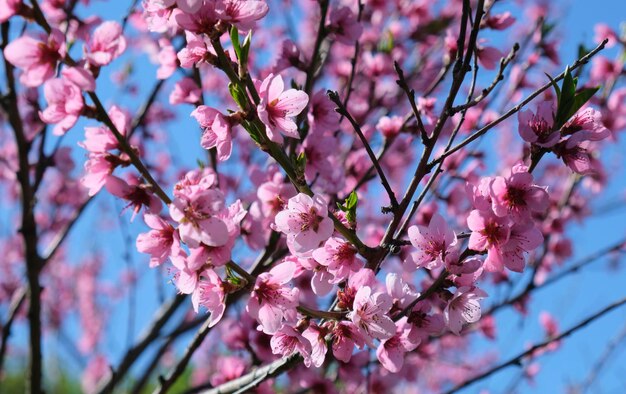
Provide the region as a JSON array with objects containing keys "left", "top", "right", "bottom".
[{"left": 2, "top": 0, "right": 626, "bottom": 392}]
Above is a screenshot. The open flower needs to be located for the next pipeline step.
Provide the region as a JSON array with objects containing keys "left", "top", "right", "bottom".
[
  {"left": 347, "top": 286, "right": 396, "bottom": 346},
  {"left": 191, "top": 105, "right": 232, "bottom": 161},
  {"left": 274, "top": 193, "right": 334, "bottom": 255},
  {"left": 247, "top": 261, "right": 299, "bottom": 334},
  {"left": 85, "top": 21, "right": 127, "bottom": 66},
  {"left": 257, "top": 73, "right": 308, "bottom": 143},
  {"left": 444, "top": 286, "right": 487, "bottom": 335},
  {"left": 407, "top": 213, "right": 458, "bottom": 270}
]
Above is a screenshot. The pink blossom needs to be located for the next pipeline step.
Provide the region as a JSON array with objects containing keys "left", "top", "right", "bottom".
[
  {"left": 467, "top": 209, "right": 511, "bottom": 270},
  {"left": 490, "top": 164, "right": 549, "bottom": 221},
  {"left": 169, "top": 188, "right": 229, "bottom": 248},
  {"left": 163, "top": 0, "right": 203, "bottom": 13},
  {"left": 302, "top": 322, "right": 327, "bottom": 368},
  {"left": 270, "top": 326, "right": 313, "bottom": 366},
  {"left": 105, "top": 175, "right": 163, "bottom": 221},
  {"left": 80, "top": 105, "right": 129, "bottom": 153},
  {"left": 215, "top": 0, "right": 269, "bottom": 31},
  {"left": 347, "top": 286, "right": 396, "bottom": 346},
  {"left": 274, "top": 193, "right": 334, "bottom": 255},
  {"left": 561, "top": 107, "right": 610, "bottom": 141},
  {"left": 496, "top": 222, "right": 544, "bottom": 272},
  {"left": 61, "top": 67, "right": 96, "bottom": 91},
  {"left": 376, "top": 115, "right": 403, "bottom": 139},
  {"left": 484, "top": 12, "right": 515, "bottom": 30},
  {"left": 81, "top": 153, "right": 116, "bottom": 196},
  {"left": 156, "top": 39, "right": 178, "bottom": 79},
  {"left": 170, "top": 77, "right": 202, "bottom": 105},
  {"left": 174, "top": 2, "right": 218, "bottom": 34},
  {"left": 256, "top": 172, "right": 297, "bottom": 219},
  {"left": 191, "top": 269, "right": 226, "bottom": 327},
  {"left": 444, "top": 286, "right": 487, "bottom": 335},
  {"left": 0, "top": 0, "right": 21, "bottom": 23},
  {"left": 247, "top": 261, "right": 299, "bottom": 334},
  {"left": 191, "top": 105, "right": 232, "bottom": 161},
  {"left": 376, "top": 320, "right": 419, "bottom": 373},
  {"left": 257, "top": 73, "right": 309, "bottom": 143},
  {"left": 476, "top": 44, "right": 504, "bottom": 70},
  {"left": 85, "top": 21, "right": 127, "bottom": 66},
  {"left": 330, "top": 321, "right": 365, "bottom": 363},
  {"left": 136, "top": 213, "right": 181, "bottom": 267},
  {"left": 39, "top": 78, "right": 84, "bottom": 135},
  {"left": 386, "top": 273, "right": 420, "bottom": 312},
  {"left": 327, "top": 6, "right": 363, "bottom": 45},
  {"left": 312, "top": 237, "right": 362, "bottom": 283},
  {"left": 177, "top": 32, "right": 211, "bottom": 68},
  {"left": 554, "top": 133, "right": 596, "bottom": 174},
  {"left": 407, "top": 213, "right": 458, "bottom": 270},
  {"left": 209, "top": 356, "right": 247, "bottom": 387},
  {"left": 594, "top": 23, "right": 619, "bottom": 47},
  {"left": 3, "top": 29, "right": 66, "bottom": 87},
  {"left": 518, "top": 101, "right": 560, "bottom": 147}
]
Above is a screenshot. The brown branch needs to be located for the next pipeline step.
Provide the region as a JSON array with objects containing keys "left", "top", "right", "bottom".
[
  {"left": 429, "top": 38, "right": 609, "bottom": 167},
  {"left": 327, "top": 90, "right": 399, "bottom": 209},
  {"left": 443, "top": 296, "right": 626, "bottom": 394},
  {"left": 1, "top": 19, "right": 43, "bottom": 394}
]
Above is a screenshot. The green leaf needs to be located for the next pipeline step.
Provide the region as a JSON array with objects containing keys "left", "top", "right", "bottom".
[
  {"left": 295, "top": 151, "right": 307, "bottom": 173},
  {"left": 230, "top": 26, "right": 241, "bottom": 60},
  {"left": 240, "top": 30, "right": 252, "bottom": 68},
  {"left": 564, "top": 86, "right": 600, "bottom": 122},
  {"left": 228, "top": 82, "right": 246, "bottom": 108},
  {"left": 345, "top": 190, "right": 358, "bottom": 210},
  {"left": 544, "top": 72, "right": 561, "bottom": 104},
  {"left": 555, "top": 66, "right": 578, "bottom": 127}
]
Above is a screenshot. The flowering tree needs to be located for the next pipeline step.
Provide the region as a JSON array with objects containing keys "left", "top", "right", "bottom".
[{"left": 1, "top": 0, "right": 626, "bottom": 393}]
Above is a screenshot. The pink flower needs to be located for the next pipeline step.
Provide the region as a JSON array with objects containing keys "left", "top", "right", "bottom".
[
  {"left": 490, "top": 164, "right": 549, "bottom": 222},
  {"left": 496, "top": 222, "right": 543, "bottom": 272},
  {"left": 247, "top": 261, "right": 299, "bottom": 334},
  {"left": 3, "top": 29, "right": 66, "bottom": 87},
  {"left": 0, "top": 0, "right": 22, "bottom": 23},
  {"left": 444, "top": 286, "right": 487, "bottom": 335},
  {"left": 594, "top": 23, "right": 619, "bottom": 48},
  {"left": 61, "top": 67, "right": 96, "bottom": 91},
  {"left": 302, "top": 322, "right": 327, "bottom": 368},
  {"left": 554, "top": 133, "right": 596, "bottom": 175},
  {"left": 177, "top": 32, "right": 211, "bottom": 68},
  {"left": 386, "top": 273, "right": 420, "bottom": 312},
  {"left": 274, "top": 193, "right": 334, "bottom": 255},
  {"left": 169, "top": 188, "right": 229, "bottom": 248},
  {"left": 209, "top": 356, "right": 247, "bottom": 387},
  {"left": 347, "top": 286, "right": 396, "bottom": 346},
  {"left": 156, "top": 39, "right": 178, "bottom": 79},
  {"left": 561, "top": 107, "right": 610, "bottom": 141},
  {"left": 257, "top": 73, "right": 309, "bottom": 143},
  {"left": 39, "top": 78, "right": 84, "bottom": 135},
  {"left": 327, "top": 6, "right": 363, "bottom": 45},
  {"left": 312, "top": 237, "right": 362, "bottom": 283},
  {"left": 518, "top": 101, "right": 560, "bottom": 147},
  {"left": 174, "top": 2, "right": 218, "bottom": 34},
  {"left": 270, "top": 326, "right": 312, "bottom": 366},
  {"left": 407, "top": 213, "right": 458, "bottom": 270},
  {"left": 467, "top": 209, "right": 511, "bottom": 270},
  {"left": 215, "top": 0, "right": 269, "bottom": 31},
  {"left": 170, "top": 77, "right": 202, "bottom": 105},
  {"left": 191, "top": 269, "right": 226, "bottom": 327},
  {"left": 136, "top": 214, "right": 181, "bottom": 267},
  {"left": 330, "top": 321, "right": 365, "bottom": 363},
  {"left": 376, "top": 320, "right": 419, "bottom": 373},
  {"left": 476, "top": 44, "right": 504, "bottom": 70},
  {"left": 81, "top": 152, "right": 116, "bottom": 196},
  {"left": 105, "top": 175, "right": 163, "bottom": 221},
  {"left": 256, "top": 172, "right": 297, "bottom": 219},
  {"left": 163, "top": 0, "right": 203, "bottom": 13},
  {"left": 376, "top": 115, "right": 403, "bottom": 139},
  {"left": 484, "top": 12, "right": 515, "bottom": 30},
  {"left": 85, "top": 21, "right": 127, "bottom": 66},
  {"left": 80, "top": 105, "right": 129, "bottom": 152},
  {"left": 191, "top": 105, "right": 232, "bottom": 161}
]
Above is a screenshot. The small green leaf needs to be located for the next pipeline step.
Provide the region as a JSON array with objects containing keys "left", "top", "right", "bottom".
[
  {"left": 564, "top": 86, "right": 600, "bottom": 122},
  {"left": 228, "top": 82, "right": 246, "bottom": 108},
  {"left": 240, "top": 30, "right": 252, "bottom": 68},
  {"left": 555, "top": 66, "right": 578, "bottom": 127},
  {"left": 345, "top": 190, "right": 358, "bottom": 210},
  {"left": 544, "top": 72, "right": 561, "bottom": 104},
  {"left": 230, "top": 25, "right": 242, "bottom": 61}
]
